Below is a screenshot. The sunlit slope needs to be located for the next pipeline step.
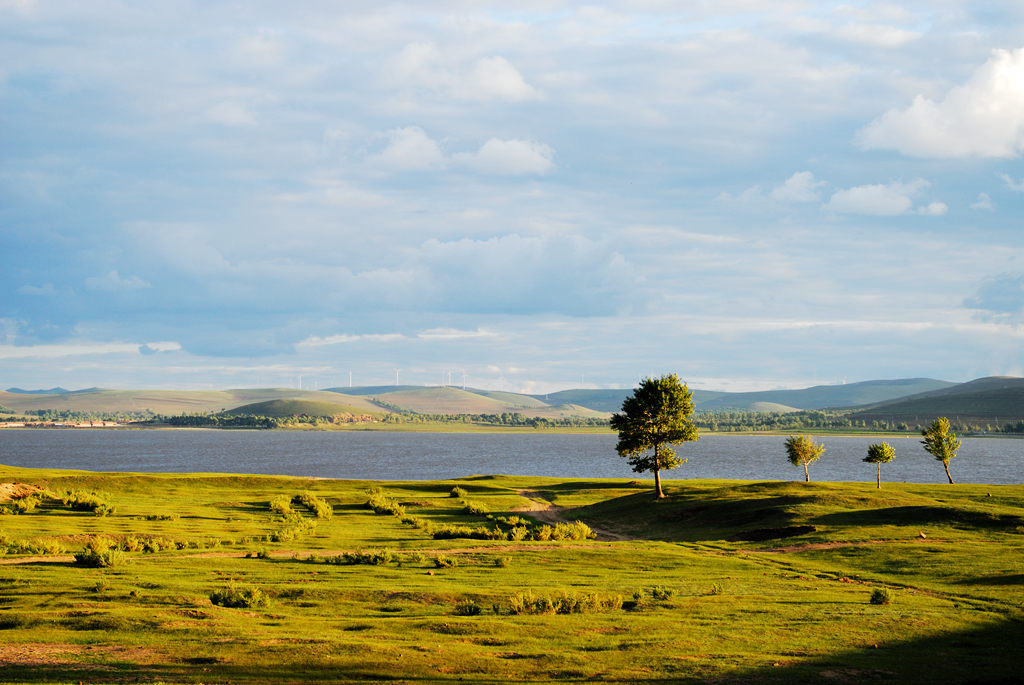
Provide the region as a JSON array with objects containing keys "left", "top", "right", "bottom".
[
  {"left": 848, "top": 376, "right": 1024, "bottom": 424},
  {"left": 223, "top": 398, "right": 386, "bottom": 418},
  {"left": 0, "top": 388, "right": 382, "bottom": 415}
]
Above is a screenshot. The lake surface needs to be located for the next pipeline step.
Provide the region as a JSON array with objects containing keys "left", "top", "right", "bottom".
[{"left": 0, "top": 429, "right": 1021, "bottom": 484}]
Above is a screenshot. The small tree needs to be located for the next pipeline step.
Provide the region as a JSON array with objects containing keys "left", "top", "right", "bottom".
[
  {"left": 785, "top": 435, "right": 825, "bottom": 482},
  {"left": 921, "top": 417, "right": 960, "bottom": 484},
  {"left": 610, "top": 374, "right": 699, "bottom": 499},
  {"left": 864, "top": 442, "right": 896, "bottom": 489}
]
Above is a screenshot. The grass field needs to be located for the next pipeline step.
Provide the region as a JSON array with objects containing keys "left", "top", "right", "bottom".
[{"left": 0, "top": 465, "right": 1022, "bottom": 683}]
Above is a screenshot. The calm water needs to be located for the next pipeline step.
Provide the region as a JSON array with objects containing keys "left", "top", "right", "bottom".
[{"left": 0, "top": 429, "right": 1021, "bottom": 484}]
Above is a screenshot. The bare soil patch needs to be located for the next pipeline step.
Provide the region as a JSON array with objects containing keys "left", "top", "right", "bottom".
[{"left": 0, "top": 482, "right": 43, "bottom": 502}]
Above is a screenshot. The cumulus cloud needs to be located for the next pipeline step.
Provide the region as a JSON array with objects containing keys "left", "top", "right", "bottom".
[
  {"left": 453, "top": 138, "right": 554, "bottom": 175},
  {"left": 1002, "top": 174, "right": 1024, "bottom": 192},
  {"left": 466, "top": 57, "right": 538, "bottom": 101},
  {"left": 971, "top": 193, "right": 994, "bottom": 210},
  {"left": 858, "top": 48, "right": 1024, "bottom": 158},
  {"left": 368, "top": 126, "right": 445, "bottom": 171},
  {"left": 84, "top": 271, "right": 150, "bottom": 291},
  {"left": 388, "top": 43, "right": 537, "bottom": 102},
  {"left": 826, "top": 179, "right": 938, "bottom": 216},
  {"left": 17, "top": 283, "right": 56, "bottom": 296},
  {"left": 771, "top": 171, "right": 825, "bottom": 203},
  {"left": 296, "top": 333, "right": 406, "bottom": 348}
]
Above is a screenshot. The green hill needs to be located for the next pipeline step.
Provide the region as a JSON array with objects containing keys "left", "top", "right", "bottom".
[
  {"left": 223, "top": 398, "right": 384, "bottom": 418},
  {"left": 848, "top": 376, "right": 1024, "bottom": 425},
  {"left": 696, "top": 378, "right": 955, "bottom": 411},
  {"left": 0, "top": 388, "right": 382, "bottom": 416}
]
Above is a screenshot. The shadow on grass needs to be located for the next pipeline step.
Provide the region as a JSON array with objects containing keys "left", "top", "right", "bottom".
[
  {"left": 0, "top": 619, "right": 1021, "bottom": 683},
  {"left": 813, "top": 506, "right": 1024, "bottom": 530}
]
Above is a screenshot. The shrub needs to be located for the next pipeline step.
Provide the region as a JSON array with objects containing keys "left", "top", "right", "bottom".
[
  {"left": 143, "top": 513, "right": 180, "bottom": 521},
  {"left": 327, "top": 550, "right": 394, "bottom": 566},
  {"left": 74, "top": 537, "right": 125, "bottom": 568},
  {"left": 494, "top": 556, "right": 511, "bottom": 568},
  {"left": 551, "top": 521, "right": 596, "bottom": 541},
  {"left": 434, "top": 554, "right": 458, "bottom": 569},
  {"left": 268, "top": 495, "right": 293, "bottom": 516},
  {"left": 294, "top": 492, "right": 333, "bottom": 519},
  {"left": 509, "top": 591, "right": 623, "bottom": 615},
  {"left": 366, "top": 493, "right": 405, "bottom": 517},
  {"left": 449, "top": 486, "right": 468, "bottom": 498},
  {"left": 462, "top": 500, "right": 489, "bottom": 516},
  {"left": 210, "top": 585, "right": 269, "bottom": 609},
  {"left": 63, "top": 491, "right": 115, "bottom": 516},
  {"left": 453, "top": 599, "right": 483, "bottom": 616},
  {"left": 508, "top": 525, "right": 529, "bottom": 542},
  {"left": 870, "top": 588, "right": 895, "bottom": 605},
  {"left": 650, "top": 586, "right": 674, "bottom": 601},
  {"left": 431, "top": 524, "right": 503, "bottom": 541},
  {"left": 708, "top": 583, "right": 724, "bottom": 596}
]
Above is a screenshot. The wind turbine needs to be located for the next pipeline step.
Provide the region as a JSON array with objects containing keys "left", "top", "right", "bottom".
[{"left": 394, "top": 369, "right": 400, "bottom": 386}]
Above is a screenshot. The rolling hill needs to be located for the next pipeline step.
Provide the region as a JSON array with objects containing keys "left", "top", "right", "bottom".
[
  {"left": 693, "top": 378, "right": 956, "bottom": 412},
  {"left": 223, "top": 398, "right": 384, "bottom": 419},
  {"left": 848, "top": 376, "right": 1024, "bottom": 425}
]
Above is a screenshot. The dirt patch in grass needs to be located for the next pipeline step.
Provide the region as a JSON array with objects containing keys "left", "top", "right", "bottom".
[
  {"left": 0, "top": 642, "right": 165, "bottom": 667},
  {"left": 0, "top": 482, "right": 43, "bottom": 502}
]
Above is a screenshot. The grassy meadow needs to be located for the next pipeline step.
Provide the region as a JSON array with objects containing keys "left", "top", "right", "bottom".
[{"left": 0, "top": 464, "right": 1022, "bottom": 683}]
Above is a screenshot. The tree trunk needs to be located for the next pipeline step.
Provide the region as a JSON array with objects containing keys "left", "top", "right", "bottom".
[
  {"left": 803, "top": 462, "right": 809, "bottom": 482},
  {"left": 653, "top": 443, "right": 665, "bottom": 498},
  {"left": 944, "top": 461, "right": 955, "bottom": 484},
  {"left": 876, "top": 464, "right": 881, "bottom": 489}
]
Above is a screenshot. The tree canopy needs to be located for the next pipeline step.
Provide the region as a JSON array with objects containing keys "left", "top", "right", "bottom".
[
  {"left": 610, "top": 374, "right": 699, "bottom": 499},
  {"left": 864, "top": 442, "right": 896, "bottom": 489},
  {"left": 921, "top": 417, "right": 960, "bottom": 484},
  {"left": 785, "top": 435, "right": 825, "bottom": 482}
]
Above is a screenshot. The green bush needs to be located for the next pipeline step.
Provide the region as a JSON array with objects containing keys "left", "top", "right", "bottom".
[
  {"left": 494, "top": 556, "right": 511, "bottom": 568},
  {"left": 650, "top": 586, "right": 674, "bottom": 601},
  {"left": 74, "top": 537, "right": 125, "bottom": 568},
  {"left": 293, "top": 492, "right": 333, "bottom": 519},
  {"left": 449, "top": 486, "right": 468, "bottom": 498},
  {"left": 453, "top": 599, "right": 483, "bottom": 616},
  {"left": 462, "top": 500, "right": 489, "bottom": 516},
  {"left": 268, "top": 495, "right": 293, "bottom": 516},
  {"left": 210, "top": 585, "right": 269, "bottom": 609},
  {"left": 62, "top": 491, "right": 115, "bottom": 516},
  {"left": 366, "top": 493, "right": 405, "bottom": 517},
  {"left": 431, "top": 524, "right": 503, "bottom": 541},
  {"left": 510, "top": 591, "right": 623, "bottom": 615},
  {"left": 326, "top": 550, "right": 394, "bottom": 566},
  {"left": 870, "top": 588, "right": 895, "bottom": 605},
  {"left": 434, "top": 554, "right": 458, "bottom": 569}
]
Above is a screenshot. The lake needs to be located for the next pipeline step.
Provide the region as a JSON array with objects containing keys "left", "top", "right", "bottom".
[{"left": 1, "top": 429, "right": 1021, "bottom": 485}]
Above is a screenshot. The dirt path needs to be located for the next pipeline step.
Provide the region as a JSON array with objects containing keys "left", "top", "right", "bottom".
[{"left": 515, "top": 489, "right": 633, "bottom": 542}]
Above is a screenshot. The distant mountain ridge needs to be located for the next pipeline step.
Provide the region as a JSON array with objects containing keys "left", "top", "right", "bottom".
[{"left": 2, "top": 377, "right": 1017, "bottom": 425}]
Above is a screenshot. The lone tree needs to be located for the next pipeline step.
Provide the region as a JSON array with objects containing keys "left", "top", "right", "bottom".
[
  {"left": 785, "top": 435, "right": 825, "bottom": 482},
  {"left": 610, "top": 374, "right": 699, "bottom": 499},
  {"left": 921, "top": 417, "right": 960, "bottom": 484},
  {"left": 864, "top": 442, "right": 896, "bottom": 489}
]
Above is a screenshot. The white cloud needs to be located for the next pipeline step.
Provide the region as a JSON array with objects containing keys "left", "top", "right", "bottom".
[
  {"left": 971, "top": 193, "right": 994, "bottom": 210},
  {"left": 388, "top": 43, "right": 537, "bottom": 102},
  {"left": 417, "top": 328, "right": 499, "bottom": 341},
  {"left": 771, "top": 171, "right": 825, "bottom": 203},
  {"left": 0, "top": 341, "right": 180, "bottom": 360},
  {"left": 368, "top": 126, "right": 445, "bottom": 171},
  {"left": 826, "top": 179, "right": 932, "bottom": 215},
  {"left": 833, "top": 24, "right": 920, "bottom": 48},
  {"left": 916, "top": 201, "right": 948, "bottom": 216},
  {"left": 466, "top": 57, "right": 538, "bottom": 101},
  {"left": 859, "top": 48, "right": 1024, "bottom": 158},
  {"left": 84, "top": 271, "right": 150, "bottom": 291},
  {"left": 17, "top": 283, "right": 56, "bottom": 296},
  {"left": 296, "top": 333, "right": 406, "bottom": 348},
  {"left": 454, "top": 138, "right": 554, "bottom": 175},
  {"left": 1002, "top": 174, "right": 1024, "bottom": 192}
]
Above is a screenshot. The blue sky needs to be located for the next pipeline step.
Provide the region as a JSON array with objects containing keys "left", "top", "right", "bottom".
[{"left": 2, "top": 1, "right": 1023, "bottom": 393}]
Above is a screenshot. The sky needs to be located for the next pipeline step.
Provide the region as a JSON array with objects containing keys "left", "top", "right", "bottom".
[{"left": 2, "top": 1, "right": 1024, "bottom": 394}]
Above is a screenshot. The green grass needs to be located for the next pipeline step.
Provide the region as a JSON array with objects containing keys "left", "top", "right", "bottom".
[
  {"left": 0, "top": 465, "right": 1021, "bottom": 683},
  {"left": 223, "top": 398, "right": 384, "bottom": 418}
]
